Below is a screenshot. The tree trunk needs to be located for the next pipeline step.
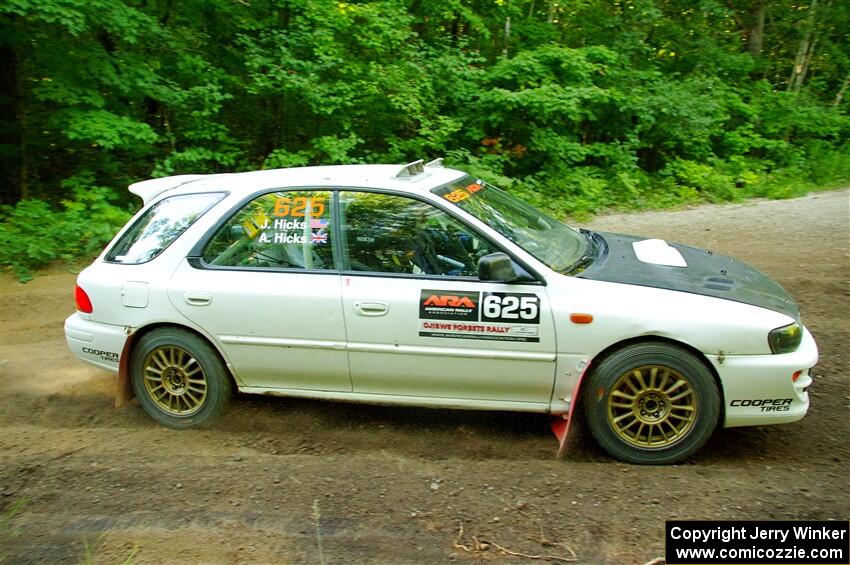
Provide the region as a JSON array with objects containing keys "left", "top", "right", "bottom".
[
  {"left": 834, "top": 72, "right": 850, "bottom": 106},
  {"left": 409, "top": 0, "right": 426, "bottom": 37},
  {"left": 159, "top": 0, "right": 174, "bottom": 25},
  {"left": 787, "top": 0, "right": 818, "bottom": 92},
  {"left": 728, "top": 0, "right": 768, "bottom": 56},
  {"left": 450, "top": 15, "right": 460, "bottom": 43},
  {"left": 797, "top": 35, "right": 818, "bottom": 90},
  {"left": 747, "top": 0, "right": 766, "bottom": 55},
  {"left": 503, "top": 15, "right": 511, "bottom": 58},
  {"left": 9, "top": 41, "right": 30, "bottom": 201}
]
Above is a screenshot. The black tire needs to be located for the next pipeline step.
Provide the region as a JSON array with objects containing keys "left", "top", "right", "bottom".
[
  {"left": 130, "top": 328, "right": 231, "bottom": 429},
  {"left": 583, "top": 342, "right": 720, "bottom": 464}
]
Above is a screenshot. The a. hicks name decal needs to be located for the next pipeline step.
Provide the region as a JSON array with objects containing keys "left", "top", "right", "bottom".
[{"left": 419, "top": 289, "right": 541, "bottom": 342}]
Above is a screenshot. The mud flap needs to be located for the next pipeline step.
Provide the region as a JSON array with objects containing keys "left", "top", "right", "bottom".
[
  {"left": 115, "top": 334, "right": 135, "bottom": 408},
  {"left": 550, "top": 362, "right": 591, "bottom": 458},
  {"left": 550, "top": 414, "right": 570, "bottom": 458}
]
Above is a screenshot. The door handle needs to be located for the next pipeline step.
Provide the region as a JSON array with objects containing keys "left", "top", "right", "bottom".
[
  {"left": 184, "top": 291, "right": 212, "bottom": 306},
  {"left": 354, "top": 301, "right": 388, "bottom": 316}
]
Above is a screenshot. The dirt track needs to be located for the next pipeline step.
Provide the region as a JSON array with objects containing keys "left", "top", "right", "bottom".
[{"left": 1, "top": 190, "right": 848, "bottom": 564}]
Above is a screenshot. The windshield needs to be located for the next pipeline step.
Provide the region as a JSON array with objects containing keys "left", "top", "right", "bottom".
[{"left": 432, "top": 177, "right": 588, "bottom": 272}]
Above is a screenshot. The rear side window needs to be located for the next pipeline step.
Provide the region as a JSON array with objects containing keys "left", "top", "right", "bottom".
[
  {"left": 106, "top": 192, "right": 225, "bottom": 264},
  {"left": 202, "top": 190, "right": 334, "bottom": 270}
]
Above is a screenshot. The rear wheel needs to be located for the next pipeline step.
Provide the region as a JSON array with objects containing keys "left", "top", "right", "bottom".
[
  {"left": 583, "top": 342, "right": 720, "bottom": 464},
  {"left": 130, "top": 328, "right": 231, "bottom": 429}
]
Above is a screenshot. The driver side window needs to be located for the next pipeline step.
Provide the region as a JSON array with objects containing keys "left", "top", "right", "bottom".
[{"left": 339, "top": 191, "right": 494, "bottom": 276}]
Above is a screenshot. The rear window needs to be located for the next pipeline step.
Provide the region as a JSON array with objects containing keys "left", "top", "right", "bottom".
[{"left": 106, "top": 192, "right": 225, "bottom": 264}]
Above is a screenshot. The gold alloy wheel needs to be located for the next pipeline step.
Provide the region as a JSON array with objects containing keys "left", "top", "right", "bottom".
[
  {"left": 607, "top": 364, "right": 697, "bottom": 449},
  {"left": 142, "top": 345, "right": 208, "bottom": 416}
]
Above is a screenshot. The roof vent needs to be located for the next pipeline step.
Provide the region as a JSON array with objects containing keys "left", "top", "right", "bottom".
[
  {"left": 425, "top": 158, "right": 444, "bottom": 168},
  {"left": 394, "top": 159, "right": 426, "bottom": 179}
]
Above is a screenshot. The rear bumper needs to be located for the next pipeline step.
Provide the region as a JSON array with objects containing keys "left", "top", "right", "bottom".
[
  {"left": 64, "top": 313, "right": 128, "bottom": 374},
  {"left": 711, "top": 327, "right": 818, "bottom": 428}
]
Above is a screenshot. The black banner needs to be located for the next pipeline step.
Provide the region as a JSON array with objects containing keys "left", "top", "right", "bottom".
[
  {"left": 666, "top": 520, "right": 849, "bottom": 564},
  {"left": 419, "top": 290, "right": 480, "bottom": 321}
]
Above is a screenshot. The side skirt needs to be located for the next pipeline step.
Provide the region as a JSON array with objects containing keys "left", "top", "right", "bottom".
[{"left": 238, "top": 386, "right": 552, "bottom": 414}]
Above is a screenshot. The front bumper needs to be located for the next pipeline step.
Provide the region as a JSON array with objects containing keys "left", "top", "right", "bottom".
[
  {"left": 64, "top": 313, "right": 128, "bottom": 373},
  {"left": 710, "top": 327, "right": 818, "bottom": 428}
]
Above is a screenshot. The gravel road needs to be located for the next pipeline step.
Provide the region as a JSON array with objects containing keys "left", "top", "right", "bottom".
[{"left": 1, "top": 189, "right": 848, "bottom": 564}]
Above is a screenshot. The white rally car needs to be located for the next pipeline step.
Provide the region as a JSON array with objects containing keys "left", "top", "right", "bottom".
[{"left": 65, "top": 160, "right": 817, "bottom": 464}]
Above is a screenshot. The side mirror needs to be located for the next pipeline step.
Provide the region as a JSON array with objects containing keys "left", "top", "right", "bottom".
[{"left": 478, "top": 252, "right": 533, "bottom": 283}]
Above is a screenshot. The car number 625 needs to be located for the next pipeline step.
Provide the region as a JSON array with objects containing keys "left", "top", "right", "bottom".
[{"left": 482, "top": 294, "right": 539, "bottom": 322}]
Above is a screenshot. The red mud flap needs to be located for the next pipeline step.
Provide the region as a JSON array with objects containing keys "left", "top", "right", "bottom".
[
  {"left": 550, "top": 415, "right": 570, "bottom": 458},
  {"left": 549, "top": 362, "right": 591, "bottom": 458}
]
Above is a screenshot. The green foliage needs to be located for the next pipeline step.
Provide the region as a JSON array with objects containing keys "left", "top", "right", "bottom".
[
  {"left": 62, "top": 109, "right": 159, "bottom": 150},
  {"left": 0, "top": 181, "right": 131, "bottom": 280},
  {"left": 664, "top": 160, "right": 738, "bottom": 202},
  {"left": 1, "top": 0, "right": 849, "bottom": 279}
]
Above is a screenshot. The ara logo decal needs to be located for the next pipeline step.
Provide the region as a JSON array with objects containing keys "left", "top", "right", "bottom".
[
  {"left": 423, "top": 295, "right": 476, "bottom": 308},
  {"left": 419, "top": 290, "right": 480, "bottom": 321}
]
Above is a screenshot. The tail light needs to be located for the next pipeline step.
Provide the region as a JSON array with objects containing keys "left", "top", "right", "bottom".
[{"left": 75, "top": 285, "right": 93, "bottom": 313}]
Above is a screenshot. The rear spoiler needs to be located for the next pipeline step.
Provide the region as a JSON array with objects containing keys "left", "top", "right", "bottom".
[{"left": 128, "top": 174, "right": 208, "bottom": 206}]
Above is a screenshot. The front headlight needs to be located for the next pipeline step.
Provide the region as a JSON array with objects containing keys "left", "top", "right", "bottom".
[{"left": 768, "top": 322, "right": 803, "bottom": 354}]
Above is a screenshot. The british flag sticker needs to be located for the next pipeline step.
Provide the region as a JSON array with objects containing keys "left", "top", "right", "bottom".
[{"left": 311, "top": 231, "right": 328, "bottom": 244}]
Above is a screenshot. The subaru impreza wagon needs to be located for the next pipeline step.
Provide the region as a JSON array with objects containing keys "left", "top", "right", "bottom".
[{"left": 65, "top": 159, "right": 818, "bottom": 464}]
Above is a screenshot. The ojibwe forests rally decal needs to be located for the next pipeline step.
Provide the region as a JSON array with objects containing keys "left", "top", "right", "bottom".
[{"left": 418, "top": 289, "right": 541, "bottom": 342}]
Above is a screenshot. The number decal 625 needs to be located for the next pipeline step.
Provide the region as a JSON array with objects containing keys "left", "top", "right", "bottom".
[{"left": 481, "top": 293, "right": 540, "bottom": 323}]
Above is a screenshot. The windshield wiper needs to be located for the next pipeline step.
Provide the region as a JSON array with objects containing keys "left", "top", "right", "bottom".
[{"left": 562, "top": 230, "right": 598, "bottom": 274}]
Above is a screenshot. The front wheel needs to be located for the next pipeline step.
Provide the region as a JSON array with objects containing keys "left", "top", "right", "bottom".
[
  {"left": 583, "top": 343, "right": 720, "bottom": 464},
  {"left": 130, "top": 328, "right": 232, "bottom": 429}
]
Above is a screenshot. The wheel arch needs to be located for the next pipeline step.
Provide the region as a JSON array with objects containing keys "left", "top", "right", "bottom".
[
  {"left": 572, "top": 335, "right": 726, "bottom": 425},
  {"left": 116, "top": 322, "right": 238, "bottom": 407}
]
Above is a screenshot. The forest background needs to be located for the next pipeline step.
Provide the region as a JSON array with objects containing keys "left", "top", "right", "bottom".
[{"left": 1, "top": 0, "right": 848, "bottom": 279}]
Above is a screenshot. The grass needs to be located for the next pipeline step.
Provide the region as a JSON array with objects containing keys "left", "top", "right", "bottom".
[
  {"left": 0, "top": 498, "right": 29, "bottom": 564},
  {"left": 80, "top": 533, "right": 141, "bottom": 565}
]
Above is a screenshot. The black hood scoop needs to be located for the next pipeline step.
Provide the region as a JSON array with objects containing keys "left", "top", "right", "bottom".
[{"left": 577, "top": 232, "right": 799, "bottom": 320}]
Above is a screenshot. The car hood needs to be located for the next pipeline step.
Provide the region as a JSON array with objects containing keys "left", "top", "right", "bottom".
[{"left": 577, "top": 231, "right": 799, "bottom": 320}]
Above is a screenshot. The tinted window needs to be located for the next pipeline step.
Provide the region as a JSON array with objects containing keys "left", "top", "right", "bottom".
[
  {"left": 107, "top": 192, "right": 225, "bottom": 264},
  {"left": 202, "top": 190, "right": 334, "bottom": 270},
  {"left": 339, "top": 191, "right": 495, "bottom": 276}
]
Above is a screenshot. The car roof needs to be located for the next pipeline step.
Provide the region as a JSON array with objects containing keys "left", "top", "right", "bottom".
[{"left": 130, "top": 161, "right": 468, "bottom": 205}]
